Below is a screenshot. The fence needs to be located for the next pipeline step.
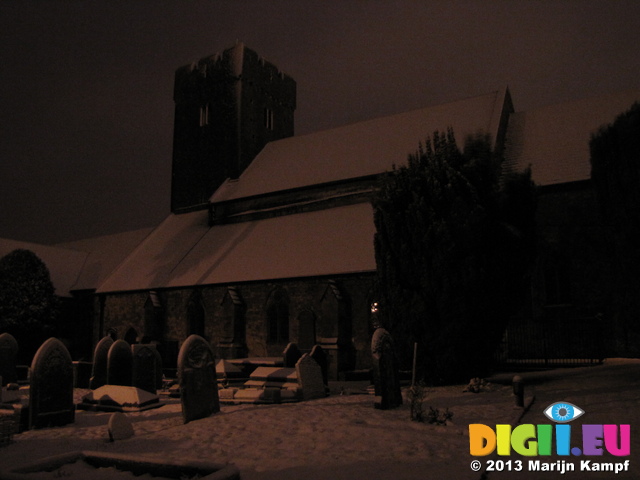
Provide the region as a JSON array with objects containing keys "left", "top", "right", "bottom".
[{"left": 494, "top": 315, "right": 605, "bottom": 368}]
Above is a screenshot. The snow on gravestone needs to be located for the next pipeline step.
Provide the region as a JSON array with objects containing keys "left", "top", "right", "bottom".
[
  {"left": 107, "top": 340, "right": 133, "bottom": 387},
  {"left": 132, "top": 344, "right": 157, "bottom": 394},
  {"left": 29, "top": 337, "right": 75, "bottom": 429},
  {"left": 296, "top": 354, "right": 326, "bottom": 400},
  {"left": 0, "top": 333, "right": 19, "bottom": 386},
  {"left": 178, "top": 335, "right": 220, "bottom": 423},
  {"left": 89, "top": 336, "right": 113, "bottom": 390},
  {"left": 371, "top": 328, "right": 403, "bottom": 410}
]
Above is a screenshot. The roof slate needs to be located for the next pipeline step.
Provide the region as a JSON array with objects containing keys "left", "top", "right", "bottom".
[
  {"left": 211, "top": 89, "right": 509, "bottom": 203},
  {"left": 55, "top": 228, "right": 154, "bottom": 291},
  {"left": 97, "top": 203, "right": 377, "bottom": 293}
]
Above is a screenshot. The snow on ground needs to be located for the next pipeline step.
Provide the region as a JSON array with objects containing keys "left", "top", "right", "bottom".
[{"left": 0, "top": 359, "right": 639, "bottom": 480}]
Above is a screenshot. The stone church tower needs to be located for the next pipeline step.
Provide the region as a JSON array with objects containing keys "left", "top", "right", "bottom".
[{"left": 171, "top": 43, "right": 296, "bottom": 212}]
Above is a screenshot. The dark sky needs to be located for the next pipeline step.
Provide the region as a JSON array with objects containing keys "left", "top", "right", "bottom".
[{"left": 1, "top": 1, "right": 639, "bottom": 245}]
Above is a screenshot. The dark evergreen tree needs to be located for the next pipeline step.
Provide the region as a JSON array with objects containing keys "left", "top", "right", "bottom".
[
  {"left": 372, "top": 129, "right": 536, "bottom": 384},
  {"left": 590, "top": 102, "right": 640, "bottom": 356},
  {"left": 0, "top": 249, "right": 60, "bottom": 361}
]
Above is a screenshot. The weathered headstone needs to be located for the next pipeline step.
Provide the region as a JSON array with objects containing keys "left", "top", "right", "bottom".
[
  {"left": 371, "top": 328, "right": 403, "bottom": 410},
  {"left": 90, "top": 336, "right": 114, "bottom": 389},
  {"left": 309, "top": 344, "right": 329, "bottom": 386},
  {"left": 132, "top": 344, "right": 157, "bottom": 394},
  {"left": 107, "top": 340, "right": 133, "bottom": 386},
  {"left": 0, "top": 333, "right": 19, "bottom": 386},
  {"left": 29, "top": 337, "right": 75, "bottom": 429},
  {"left": 295, "top": 354, "right": 326, "bottom": 400},
  {"left": 154, "top": 347, "right": 164, "bottom": 390},
  {"left": 283, "top": 342, "right": 302, "bottom": 368},
  {"left": 178, "top": 335, "right": 219, "bottom": 423},
  {"left": 108, "top": 412, "right": 135, "bottom": 441}
]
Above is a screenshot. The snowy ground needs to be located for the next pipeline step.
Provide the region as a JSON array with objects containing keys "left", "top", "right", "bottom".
[{"left": 0, "top": 359, "right": 639, "bottom": 480}]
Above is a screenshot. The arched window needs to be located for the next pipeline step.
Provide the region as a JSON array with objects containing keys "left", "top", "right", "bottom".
[
  {"left": 266, "top": 287, "right": 289, "bottom": 344},
  {"left": 143, "top": 291, "right": 164, "bottom": 341},
  {"left": 220, "top": 287, "right": 245, "bottom": 344}
]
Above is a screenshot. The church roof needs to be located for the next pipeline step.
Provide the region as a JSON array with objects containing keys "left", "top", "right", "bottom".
[
  {"left": 98, "top": 90, "right": 510, "bottom": 292},
  {"left": 97, "top": 203, "right": 376, "bottom": 293},
  {"left": 55, "top": 228, "right": 154, "bottom": 291},
  {"left": 504, "top": 88, "right": 640, "bottom": 186},
  {"left": 0, "top": 228, "right": 154, "bottom": 297},
  {"left": 211, "top": 88, "right": 510, "bottom": 203}
]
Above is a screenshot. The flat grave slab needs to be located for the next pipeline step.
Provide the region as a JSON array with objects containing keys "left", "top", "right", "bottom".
[{"left": 77, "top": 385, "right": 162, "bottom": 413}]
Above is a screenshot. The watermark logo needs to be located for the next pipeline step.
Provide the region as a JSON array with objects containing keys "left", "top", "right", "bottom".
[
  {"left": 468, "top": 402, "right": 631, "bottom": 474},
  {"left": 469, "top": 402, "right": 630, "bottom": 457},
  {"left": 543, "top": 401, "right": 584, "bottom": 423}
]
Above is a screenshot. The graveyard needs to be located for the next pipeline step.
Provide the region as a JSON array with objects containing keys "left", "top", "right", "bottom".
[{"left": 1, "top": 331, "right": 639, "bottom": 479}]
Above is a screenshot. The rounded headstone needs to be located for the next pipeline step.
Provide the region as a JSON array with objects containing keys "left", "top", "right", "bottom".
[
  {"left": 29, "top": 337, "right": 75, "bottom": 428},
  {"left": 108, "top": 412, "right": 134, "bottom": 441},
  {"left": 178, "top": 335, "right": 219, "bottom": 423},
  {"left": 90, "top": 336, "right": 114, "bottom": 390},
  {"left": 107, "top": 340, "right": 133, "bottom": 386}
]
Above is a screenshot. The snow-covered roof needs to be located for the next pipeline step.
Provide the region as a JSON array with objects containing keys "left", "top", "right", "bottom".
[
  {"left": 504, "top": 89, "right": 640, "bottom": 186},
  {"left": 55, "top": 228, "right": 154, "bottom": 291},
  {"left": 0, "top": 229, "right": 153, "bottom": 296},
  {"left": 0, "top": 238, "right": 87, "bottom": 297},
  {"left": 97, "top": 203, "right": 376, "bottom": 293},
  {"left": 211, "top": 88, "right": 510, "bottom": 203},
  {"left": 98, "top": 90, "right": 511, "bottom": 293}
]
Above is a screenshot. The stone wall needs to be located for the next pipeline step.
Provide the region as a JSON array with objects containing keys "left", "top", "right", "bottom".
[{"left": 99, "top": 272, "right": 378, "bottom": 377}]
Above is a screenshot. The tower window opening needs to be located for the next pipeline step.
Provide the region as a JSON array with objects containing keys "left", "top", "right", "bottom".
[
  {"left": 264, "top": 108, "right": 274, "bottom": 130},
  {"left": 199, "top": 104, "right": 210, "bottom": 127}
]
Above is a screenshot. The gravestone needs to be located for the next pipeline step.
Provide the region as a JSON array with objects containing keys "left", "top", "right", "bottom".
[
  {"left": 132, "top": 344, "right": 157, "bottom": 394},
  {"left": 310, "top": 344, "right": 329, "bottom": 386},
  {"left": 371, "top": 328, "right": 403, "bottom": 410},
  {"left": 178, "top": 335, "right": 219, "bottom": 423},
  {"left": 108, "top": 412, "right": 135, "bottom": 441},
  {"left": 78, "top": 385, "right": 161, "bottom": 412},
  {"left": 29, "top": 337, "right": 75, "bottom": 429},
  {"left": 90, "top": 336, "right": 114, "bottom": 389},
  {"left": 154, "top": 347, "right": 164, "bottom": 390},
  {"left": 295, "top": 354, "right": 326, "bottom": 400},
  {"left": 0, "top": 333, "right": 19, "bottom": 386},
  {"left": 283, "top": 342, "right": 302, "bottom": 368},
  {"left": 107, "top": 340, "right": 133, "bottom": 386}
]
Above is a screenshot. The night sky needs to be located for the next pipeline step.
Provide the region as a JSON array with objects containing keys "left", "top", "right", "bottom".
[{"left": 1, "top": 1, "right": 639, "bottom": 245}]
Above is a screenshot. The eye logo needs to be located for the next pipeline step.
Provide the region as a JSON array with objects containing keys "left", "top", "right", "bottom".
[{"left": 544, "top": 402, "right": 585, "bottom": 423}]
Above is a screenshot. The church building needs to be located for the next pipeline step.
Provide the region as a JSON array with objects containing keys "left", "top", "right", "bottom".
[{"left": 2, "top": 43, "right": 639, "bottom": 375}]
